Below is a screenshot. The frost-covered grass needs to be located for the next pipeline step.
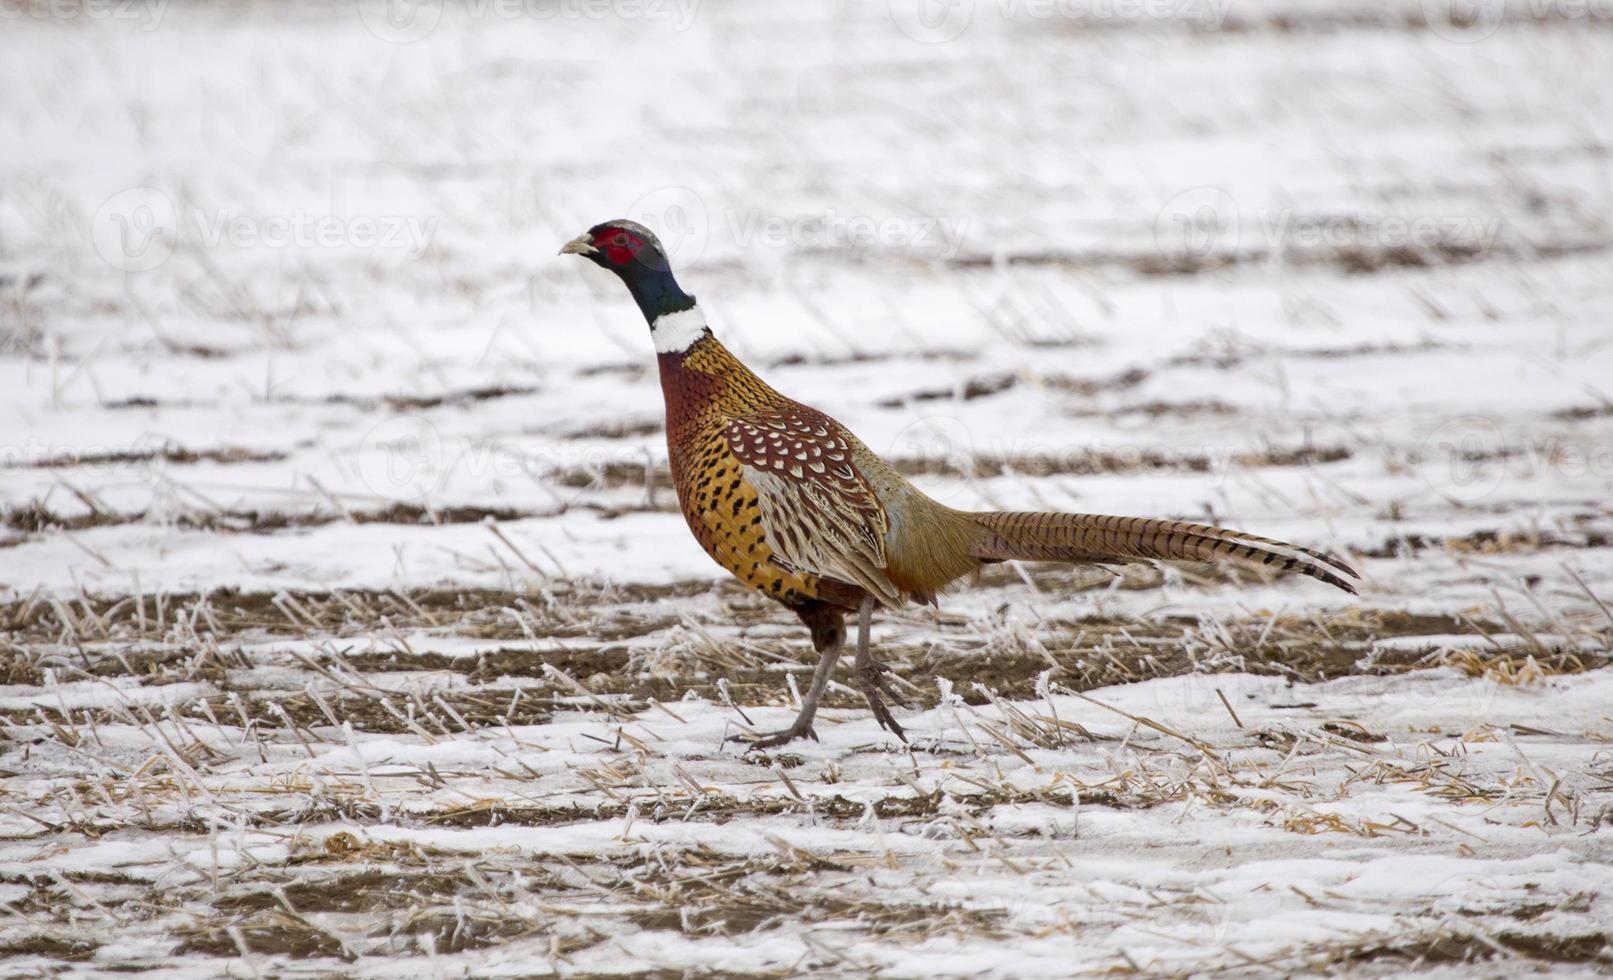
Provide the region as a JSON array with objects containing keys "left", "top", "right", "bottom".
[{"left": 3, "top": 0, "right": 1613, "bottom": 976}]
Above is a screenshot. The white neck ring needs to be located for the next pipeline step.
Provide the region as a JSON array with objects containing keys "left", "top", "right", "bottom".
[{"left": 651, "top": 304, "right": 708, "bottom": 353}]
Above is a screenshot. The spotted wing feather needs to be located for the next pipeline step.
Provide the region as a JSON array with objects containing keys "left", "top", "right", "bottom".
[{"left": 723, "top": 412, "right": 902, "bottom": 606}]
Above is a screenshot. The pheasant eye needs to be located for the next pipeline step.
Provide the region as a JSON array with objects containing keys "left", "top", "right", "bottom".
[{"left": 611, "top": 233, "right": 630, "bottom": 247}]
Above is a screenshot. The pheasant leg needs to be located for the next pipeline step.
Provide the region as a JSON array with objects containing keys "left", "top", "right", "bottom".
[
  {"left": 729, "top": 634, "right": 843, "bottom": 748},
  {"left": 852, "top": 596, "right": 908, "bottom": 742}
]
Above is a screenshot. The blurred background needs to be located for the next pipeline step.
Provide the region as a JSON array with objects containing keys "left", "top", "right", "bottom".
[
  {"left": 3, "top": 0, "right": 1611, "bottom": 596},
  {"left": 2, "top": 3, "right": 1613, "bottom": 974},
  {"left": 2, "top": 0, "right": 1611, "bottom": 598}
]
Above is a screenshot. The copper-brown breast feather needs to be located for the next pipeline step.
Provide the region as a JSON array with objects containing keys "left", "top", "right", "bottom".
[{"left": 722, "top": 412, "right": 904, "bottom": 607}]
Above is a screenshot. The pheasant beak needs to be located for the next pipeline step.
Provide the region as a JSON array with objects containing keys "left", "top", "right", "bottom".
[{"left": 558, "top": 233, "right": 597, "bottom": 257}]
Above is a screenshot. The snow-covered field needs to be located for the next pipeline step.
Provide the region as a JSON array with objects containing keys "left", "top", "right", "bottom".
[{"left": 3, "top": 0, "right": 1613, "bottom": 975}]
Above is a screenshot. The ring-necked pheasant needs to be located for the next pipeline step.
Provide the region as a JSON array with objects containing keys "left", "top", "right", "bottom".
[{"left": 561, "top": 219, "right": 1359, "bottom": 747}]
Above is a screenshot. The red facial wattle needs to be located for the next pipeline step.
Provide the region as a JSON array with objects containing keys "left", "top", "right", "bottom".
[{"left": 599, "top": 229, "right": 646, "bottom": 267}]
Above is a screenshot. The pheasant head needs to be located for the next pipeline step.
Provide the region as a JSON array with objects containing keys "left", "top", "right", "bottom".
[{"left": 561, "top": 219, "right": 706, "bottom": 352}]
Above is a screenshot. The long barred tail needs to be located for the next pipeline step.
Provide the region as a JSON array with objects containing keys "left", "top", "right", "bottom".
[{"left": 967, "top": 512, "right": 1360, "bottom": 595}]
